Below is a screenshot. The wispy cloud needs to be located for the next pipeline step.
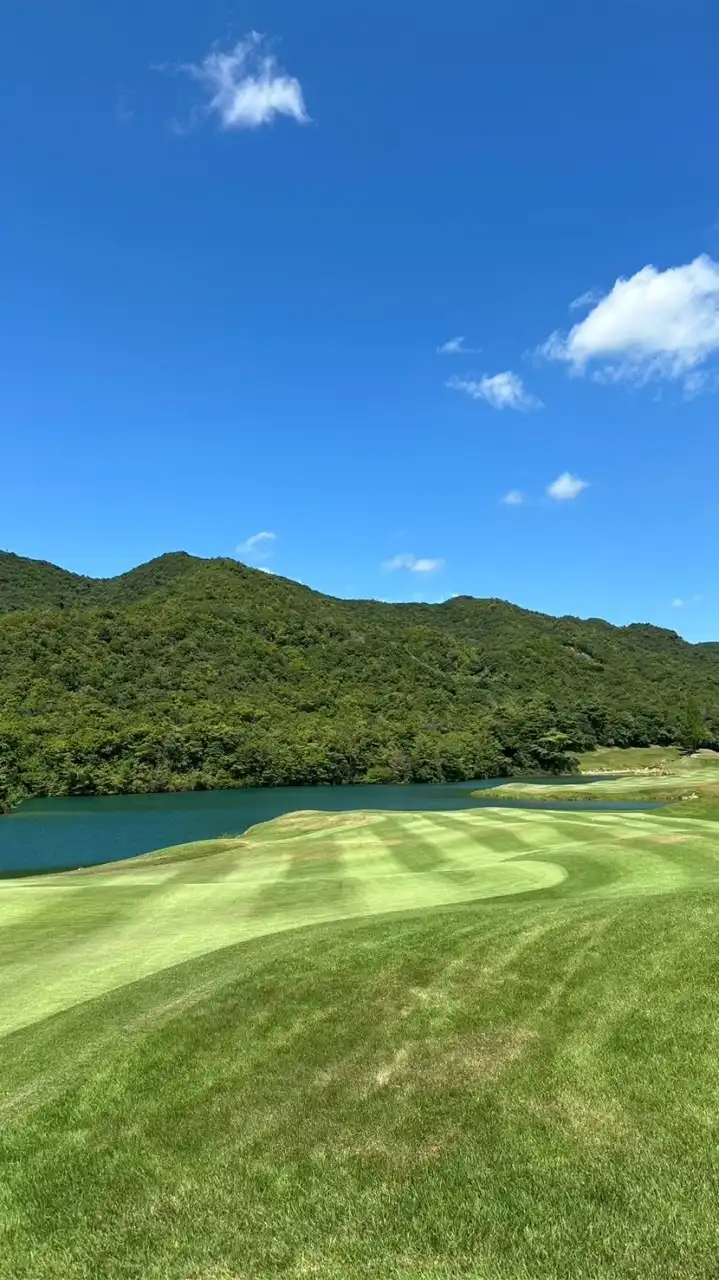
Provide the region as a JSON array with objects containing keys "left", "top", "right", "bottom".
[
  {"left": 540, "top": 256, "right": 719, "bottom": 393},
  {"left": 383, "top": 553, "right": 445, "bottom": 574},
  {"left": 671, "top": 594, "right": 703, "bottom": 608},
  {"left": 569, "top": 288, "right": 602, "bottom": 312},
  {"left": 181, "top": 32, "right": 309, "bottom": 131},
  {"left": 437, "top": 336, "right": 481, "bottom": 355},
  {"left": 446, "top": 371, "right": 542, "bottom": 411},
  {"left": 501, "top": 490, "right": 525, "bottom": 506},
  {"left": 682, "top": 370, "right": 710, "bottom": 400},
  {"left": 547, "top": 472, "right": 589, "bottom": 501},
  {"left": 115, "top": 95, "right": 134, "bottom": 125},
  {"left": 239, "top": 530, "right": 276, "bottom": 551},
  {"left": 237, "top": 530, "right": 277, "bottom": 561}
]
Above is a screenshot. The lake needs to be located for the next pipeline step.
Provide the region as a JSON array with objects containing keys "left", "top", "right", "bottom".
[{"left": 0, "top": 779, "right": 661, "bottom": 875}]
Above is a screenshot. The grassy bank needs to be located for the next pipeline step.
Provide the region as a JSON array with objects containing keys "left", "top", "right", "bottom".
[
  {"left": 488, "top": 753, "right": 719, "bottom": 806},
  {"left": 578, "top": 745, "right": 684, "bottom": 773},
  {"left": 3, "top": 805, "right": 719, "bottom": 1277}
]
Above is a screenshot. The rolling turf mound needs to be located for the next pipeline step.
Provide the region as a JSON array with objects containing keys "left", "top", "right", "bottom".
[
  {"left": 4, "top": 804, "right": 718, "bottom": 1038},
  {"left": 2, "top": 806, "right": 719, "bottom": 1275}
]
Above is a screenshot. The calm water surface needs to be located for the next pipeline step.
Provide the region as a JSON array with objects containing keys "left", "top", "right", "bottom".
[{"left": 0, "top": 778, "right": 661, "bottom": 876}]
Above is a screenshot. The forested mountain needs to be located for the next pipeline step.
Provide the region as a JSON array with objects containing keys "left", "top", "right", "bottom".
[
  {"left": 1, "top": 549, "right": 717, "bottom": 808},
  {"left": 0, "top": 550, "right": 200, "bottom": 613}
]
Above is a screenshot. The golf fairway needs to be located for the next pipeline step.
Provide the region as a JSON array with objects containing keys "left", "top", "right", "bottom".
[
  {"left": 3, "top": 805, "right": 716, "bottom": 1037},
  {"left": 2, "top": 804, "right": 719, "bottom": 1278}
]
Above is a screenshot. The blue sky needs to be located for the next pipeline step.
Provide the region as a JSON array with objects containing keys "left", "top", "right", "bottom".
[{"left": 2, "top": 0, "right": 718, "bottom": 639}]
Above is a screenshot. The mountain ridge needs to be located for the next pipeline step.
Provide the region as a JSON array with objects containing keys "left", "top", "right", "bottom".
[
  {"left": 0, "top": 549, "right": 705, "bottom": 645},
  {"left": 1, "top": 549, "right": 717, "bottom": 809}
]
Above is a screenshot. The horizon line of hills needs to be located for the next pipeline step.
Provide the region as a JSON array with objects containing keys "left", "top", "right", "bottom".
[
  {"left": 1, "top": 548, "right": 717, "bottom": 810},
  {"left": 0, "top": 548, "right": 713, "bottom": 643}
]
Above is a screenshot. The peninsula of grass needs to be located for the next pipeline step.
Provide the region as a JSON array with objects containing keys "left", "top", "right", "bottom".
[
  {"left": 486, "top": 752, "right": 719, "bottom": 806},
  {"left": 3, "top": 802, "right": 719, "bottom": 1278},
  {"left": 577, "top": 744, "right": 684, "bottom": 773}
]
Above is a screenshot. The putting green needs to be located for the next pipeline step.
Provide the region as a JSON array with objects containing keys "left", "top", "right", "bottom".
[{"left": 2, "top": 804, "right": 719, "bottom": 1038}]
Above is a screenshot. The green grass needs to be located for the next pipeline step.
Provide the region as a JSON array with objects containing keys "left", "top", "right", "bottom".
[
  {"left": 489, "top": 752, "right": 719, "bottom": 805},
  {"left": 578, "top": 745, "right": 684, "bottom": 773},
  {"left": 3, "top": 805, "right": 719, "bottom": 1277}
]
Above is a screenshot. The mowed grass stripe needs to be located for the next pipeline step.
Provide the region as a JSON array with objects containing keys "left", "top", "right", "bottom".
[
  {"left": 0, "top": 814, "right": 497, "bottom": 1036},
  {"left": 342, "top": 820, "right": 494, "bottom": 916},
  {"left": 552, "top": 812, "right": 716, "bottom": 897},
  {"left": 386, "top": 813, "right": 567, "bottom": 898},
  {"left": 4, "top": 802, "right": 719, "bottom": 1276},
  {"left": 248, "top": 830, "right": 365, "bottom": 921},
  {"left": 0, "top": 839, "right": 299, "bottom": 1036},
  {"left": 431, "top": 809, "right": 717, "bottom": 899},
  {"left": 5, "top": 877, "right": 719, "bottom": 1278},
  {"left": 3, "top": 805, "right": 719, "bottom": 1039}
]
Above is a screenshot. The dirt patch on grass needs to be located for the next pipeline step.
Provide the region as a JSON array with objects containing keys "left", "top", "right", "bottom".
[
  {"left": 551, "top": 1090, "right": 631, "bottom": 1149},
  {"left": 369, "top": 1029, "right": 537, "bottom": 1094},
  {"left": 375, "top": 1046, "right": 409, "bottom": 1087},
  {"left": 652, "top": 836, "right": 691, "bottom": 845},
  {"left": 186, "top": 1270, "right": 251, "bottom": 1280},
  {"left": 433, "top": 1029, "right": 537, "bottom": 1084},
  {"left": 329, "top": 1131, "right": 454, "bottom": 1167}
]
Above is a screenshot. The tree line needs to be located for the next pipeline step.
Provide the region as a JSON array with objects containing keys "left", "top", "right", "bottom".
[{"left": 1, "top": 552, "right": 716, "bottom": 810}]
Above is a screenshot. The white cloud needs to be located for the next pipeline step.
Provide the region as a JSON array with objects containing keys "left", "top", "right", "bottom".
[
  {"left": 446, "top": 371, "right": 542, "bottom": 411},
  {"left": 437, "top": 336, "right": 480, "bottom": 355},
  {"left": 569, "top": 289, "right": 602, "bottom": 312},
  {"left": 184, "top": 32, "right": 309, "bottom": 131},
  {"left": 239, "top": 530, "right": 276, "bottom": 551},
  {"left": 383, "top": 554, "right": 415, "bottom": 571},
  {"left": 383, "top": 554, "right": 445, "bottom": 574},
  {"left": 671, "top": 594, "right": 703, "bottom": 608},
  {"left": 412, "top": 558, "right": 445, "bottom": 573},
  {"left": 547, "top": 472, "right": 589, "bottom": 501},
  {"left": 237, "top": 530, "right": 277, "bottom": 561},
  {"left": 501, "top": 490, "right": 525, "bottom": 506},
  {"left": 541, "top": 256, "right": 719, "bottom": 390}
]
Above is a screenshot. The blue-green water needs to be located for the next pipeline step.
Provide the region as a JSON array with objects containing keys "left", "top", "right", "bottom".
[{"left": 0, "top": 779, "right": 662, "bottom": 876}]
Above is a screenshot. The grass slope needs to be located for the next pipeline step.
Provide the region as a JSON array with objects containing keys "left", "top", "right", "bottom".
[
  {"left": 490, "top": 753, "right": 719, "bottom": 804},
  {"left": 578, "top": 745, "right": 683, "bottom": 772},
  {"left": 3, "top": 806, "right": 719, "bottom": 1276}
]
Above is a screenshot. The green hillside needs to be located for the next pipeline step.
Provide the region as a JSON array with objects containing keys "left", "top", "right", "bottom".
[
  {"left": 3, "top": 806, "right": 719, "bottom": 1278},
  {"left": 1, "top": 549, "right": 718, "bottom": 807},
  {"left": 0, "top": 548, "right": 203, "bottom": 612}
]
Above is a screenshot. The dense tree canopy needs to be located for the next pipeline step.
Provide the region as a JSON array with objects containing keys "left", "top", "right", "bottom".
[{"left": 1, "top": 550, "right": 718, "bottom": 809}]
